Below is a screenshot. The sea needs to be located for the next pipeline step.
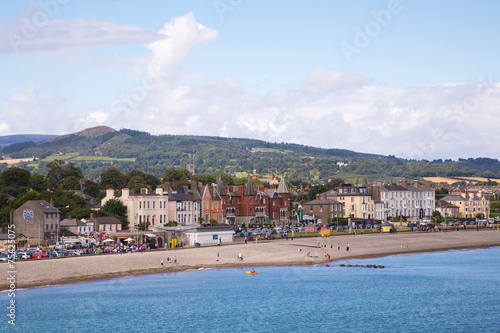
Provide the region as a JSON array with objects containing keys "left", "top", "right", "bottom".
[{"left": 2, "top": 247, "right": 500, "bottom": 332}]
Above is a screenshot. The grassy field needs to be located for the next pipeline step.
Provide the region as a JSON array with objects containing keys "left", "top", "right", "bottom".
[
  {"left": 459, "top": 176, "right": 500, "bottom": 183},
  {"left": 36, "top": 154, "right": 136, "bottom": 163},
  {"left": 70, "top": 156, "right": 136, "bottom": 162},
  {"left": 251, "top": 148, "right": 292, "bottom": 154},
  {"left": 0, "top": 157, "right": 35, "bottom": 164},
  {"left": 423, "top": 176, "right": 464, "bottom": 184}
]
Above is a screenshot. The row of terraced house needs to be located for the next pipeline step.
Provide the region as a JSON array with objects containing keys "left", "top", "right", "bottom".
[
  {"left": 303, "top": 179, "right": 490, "bottom": 224},
  {"left": 101, "top": 176, "right": 291, "bottom": 228}
]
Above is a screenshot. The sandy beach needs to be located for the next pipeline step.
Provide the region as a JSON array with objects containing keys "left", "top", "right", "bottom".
[{"left": 2, "top": 229, "right": 499, "bottom": 290}]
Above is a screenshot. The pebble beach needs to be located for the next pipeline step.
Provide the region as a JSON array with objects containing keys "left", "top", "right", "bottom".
[{"left": 2, "top": 229, "right": 500, "bottom": 290}]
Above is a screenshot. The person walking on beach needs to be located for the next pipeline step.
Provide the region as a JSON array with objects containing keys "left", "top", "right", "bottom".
[
  {"left": 161, "top": 259, "right": 164, "bottom": 267},
  {"left": 338, "top": 243, "right": 340, "bottom": 251},
  {"left": 346, "top": 243, "right": 350, "bottom": 251},
  {"left": 174, "top": 256, "right": 177, "bottom": 264}
]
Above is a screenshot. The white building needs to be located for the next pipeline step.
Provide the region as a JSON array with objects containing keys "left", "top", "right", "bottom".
[
  {"left": 102, "top": 188, "right": 169, "bottom": 229},
  {"left": 168, "top": 193, "right": 200, "bottom": 226},
  {"left": 185, "top": 226, "right": 233, "bottom": 246},
  {"left": 372, "top": 180, "right": 435, "bottom": 220}
]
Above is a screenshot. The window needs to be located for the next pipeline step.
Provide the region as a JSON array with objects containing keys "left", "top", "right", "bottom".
[
  {"left": 148, "top": 201, "right": 150, "bottom": 209},
  {"left": 160, "top": 215, "right": 162, "bottom": 223},
  {"left": 219, "top": 213, "right": 222, "bottom": 222},
  {"left": 139, "top": 201, "right": 142, "bottom": 209},
  {"left": 153, "top": 201, "right": 155, "bottom": 209},
  {"left": 215, "top": 202, "right": 218, "bottom": 209},
  {"left": 46, "top": 224, "right": 49, "bottom": 230},
  {"left": 110, "top": 225, "right": 113, "bottom": 231},
  {"left": 206, "top": 202, "right": 209, "bottom": 209},
  {"left": 160, "top": 201, "right": 162, "bottom": 209}
]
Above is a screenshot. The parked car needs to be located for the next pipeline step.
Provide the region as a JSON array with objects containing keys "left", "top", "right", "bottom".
[{"left": 16, "top": 250, "right": 30, "bottom": 259}]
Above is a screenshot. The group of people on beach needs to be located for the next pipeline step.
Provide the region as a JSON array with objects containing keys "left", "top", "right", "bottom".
[{"left": 161, "top": 256, "right": 177, "bottom": 266}]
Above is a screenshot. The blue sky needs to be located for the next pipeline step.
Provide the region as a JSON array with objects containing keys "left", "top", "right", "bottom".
[{"left": 1, "top": 0, "right": 499, "bottom": 160}]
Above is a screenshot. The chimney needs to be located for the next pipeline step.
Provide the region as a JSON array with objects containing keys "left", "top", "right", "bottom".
[
  {"left": 414, "top": 180, "right": 419, "bottom": 187},
  {"left": 106, "top": 188, "right": 114, "bottom": 198}
]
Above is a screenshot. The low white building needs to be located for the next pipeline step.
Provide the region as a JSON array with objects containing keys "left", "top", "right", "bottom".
[{"left": 185, "top": 226, "right": 233, "bottom": 246}]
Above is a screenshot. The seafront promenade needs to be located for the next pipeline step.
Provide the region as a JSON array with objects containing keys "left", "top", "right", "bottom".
[{"left": 2, "top": 229, "right": 499, "bottom": 290}]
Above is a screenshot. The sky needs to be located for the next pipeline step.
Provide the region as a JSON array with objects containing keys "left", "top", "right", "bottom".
[{"left": 1, "top": 0, "right": 499, "bottom": 161}]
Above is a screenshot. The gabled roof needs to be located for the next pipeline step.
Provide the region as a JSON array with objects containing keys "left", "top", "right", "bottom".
[
  {"left": 305, "top": 198, "right": 341, "bottom": 205},
  {"left": 441, "top": 195, "right": 465, "bottom": 202},
  {"left": 277, "top": 177, "right": 290, "bottom": 194},
  {"left": 381, "top": 185, "right": 410, "bottom": 191},
  {"left": 244, "top": 177, "right": 257, "bottom": 196},
  {"left": 405, "top": 185, "right": 424, "bottom": 192},
  {"left": 24, "top": 200, "right": 60, "bottom": 213},
  {"left": 263, "top": 188, "right": 279, "bottom": 198},
  {"left": 59, "top": 229, "right": 78, "bottom": 237},
  {"left": 436, "top": 200, "right": 459, "bottom": 209},
  {"left": 95, "top": 216, "right": 122, "bottom": 225},
  {"left": 169, "top": 193, "right": 198, "bottom": 202},
  {"left": 206, "top": 186, "right": 221, "bottom": 201},
  {"left": 217, "top": 177, "right": 227, "bottom": 196},
  {"left": 0, "top": 233, "right": 27, "bottom": 241},
  {"left": 60, "top": 218, "right": 87, "bottom": 227}
]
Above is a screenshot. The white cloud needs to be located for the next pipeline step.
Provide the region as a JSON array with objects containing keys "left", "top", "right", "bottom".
[
  {"left": 0, "top": 2, "right": 162, "bottom": 54},
  {"left": 146, "top": 12, "right": 218, "bottom": 85},
  {"left": 302, "top": 68, "right": 372, "bottom": 95},
  {"left": 2, "top": 12, "right": 499, "bottom": 161}
]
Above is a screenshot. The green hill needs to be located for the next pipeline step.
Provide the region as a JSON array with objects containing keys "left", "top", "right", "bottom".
[{"left": 1, "top": 126, "right": 500, "bottom": 185}]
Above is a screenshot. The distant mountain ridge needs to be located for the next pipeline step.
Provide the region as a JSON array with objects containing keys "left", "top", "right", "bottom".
[
  {"left": 0, "top": 134, "right": 58, "bottom": 149},
  {"left": 1, "top": 126, "right": 500, "bottom": 183}
]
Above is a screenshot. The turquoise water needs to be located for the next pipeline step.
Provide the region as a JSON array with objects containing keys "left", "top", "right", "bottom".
[{"left": 2, "top": 247, "right": 500, "bottom": 332}]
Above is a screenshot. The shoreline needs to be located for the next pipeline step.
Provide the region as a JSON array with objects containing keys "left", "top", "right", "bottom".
[{"left": 2, "top": 230, "right": 499, "bottom": 291}]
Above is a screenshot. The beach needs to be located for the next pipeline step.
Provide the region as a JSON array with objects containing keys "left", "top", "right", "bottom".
[{"left": 2, "top": 229, "right": 499, "bottom": 290}]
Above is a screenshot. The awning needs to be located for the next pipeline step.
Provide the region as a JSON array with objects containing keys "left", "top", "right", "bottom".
[{"left": 144, "top": 233, "right": 157, "bottom": 237}]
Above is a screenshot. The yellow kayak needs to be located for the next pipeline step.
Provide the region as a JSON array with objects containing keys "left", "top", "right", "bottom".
[{"left": 246, "top": 271, "right": 258, "bottom": 275}]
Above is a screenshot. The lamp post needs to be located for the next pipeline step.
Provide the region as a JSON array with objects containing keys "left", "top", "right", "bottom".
[
  {"left": 135, "top": 213, "right": 139, "bottom": 246},
  {"left": 55, "top": 205, "right": 69, "bottom": 247},
  {"left": 38, "top": 218, "right": 41, "bottom": 249}
]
